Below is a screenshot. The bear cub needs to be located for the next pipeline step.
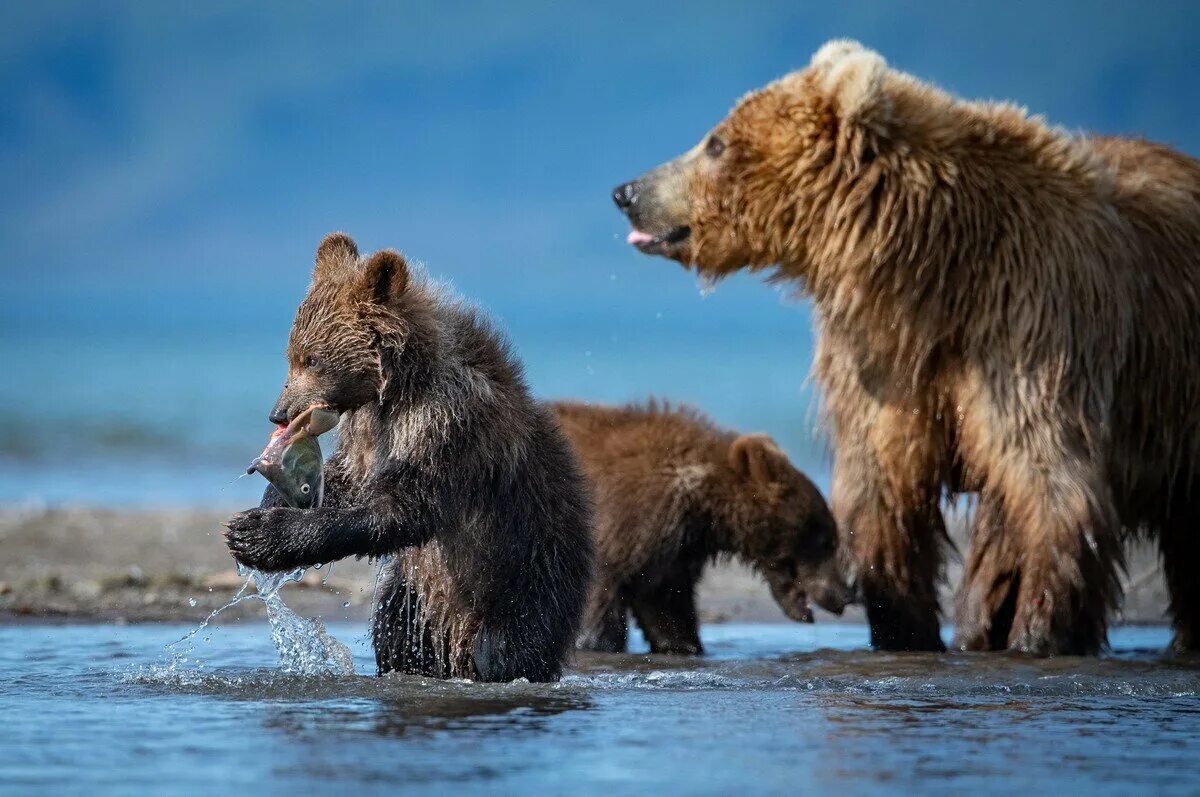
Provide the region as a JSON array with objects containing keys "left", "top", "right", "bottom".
[
  {"left": 226, "top": 233, "right": 594, "bottom": 682},
  {"left": 554, "top": 400, "right": 852, "bottom": 655}
]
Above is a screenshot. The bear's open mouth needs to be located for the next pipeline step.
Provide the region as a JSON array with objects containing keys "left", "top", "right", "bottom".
[{"left": 626, "top": 225, "right": 691, "bottom": 254}]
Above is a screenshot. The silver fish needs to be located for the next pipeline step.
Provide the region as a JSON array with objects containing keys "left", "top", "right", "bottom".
[{"left": 247, "top": 405, "right": 339, "bottom": 509}]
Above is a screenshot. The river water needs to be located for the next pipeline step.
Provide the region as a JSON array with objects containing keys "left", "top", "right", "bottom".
[{"left": 2, "top": 621, "right": 1198, "bottom": 795}]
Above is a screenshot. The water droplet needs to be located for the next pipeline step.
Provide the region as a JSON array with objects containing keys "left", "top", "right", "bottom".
[
  {"left": 343, "top": 601, "right": 351, "bottom": 608},
  {"left": 188, "top": 598, "right": 197, "bottom": 607}
]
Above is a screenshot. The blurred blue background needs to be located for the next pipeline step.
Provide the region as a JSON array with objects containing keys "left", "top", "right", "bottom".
[{"left": 2, "top": 1, "right": 1198, "bottom": 505}]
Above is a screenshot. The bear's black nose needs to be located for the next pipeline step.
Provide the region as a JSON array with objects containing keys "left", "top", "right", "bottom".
[
  {"left": 612, "top": 181, "right": 638, "bottom": 210},
  {"left": 268, "top": 408, "right": 289, "bottom": 425}
]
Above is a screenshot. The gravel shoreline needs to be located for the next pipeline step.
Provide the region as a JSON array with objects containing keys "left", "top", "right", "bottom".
[{"left": 0, "top": 505, "right": 1171, "bottom": 628}]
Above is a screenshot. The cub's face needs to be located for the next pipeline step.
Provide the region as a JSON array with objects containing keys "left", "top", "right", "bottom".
[
  {"left": 268, "top": 233, "right": 411, "bottom": 425},
  {"left": 728, "top": 434, "right": 853, "bottom": 621},
  {"left": 755, "top": 499, "right": 849, "bottom": 623}
]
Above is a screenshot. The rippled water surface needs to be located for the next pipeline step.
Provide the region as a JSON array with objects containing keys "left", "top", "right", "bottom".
[{"left": 2, "top": 622, "right": 1198, "bottom": 795}]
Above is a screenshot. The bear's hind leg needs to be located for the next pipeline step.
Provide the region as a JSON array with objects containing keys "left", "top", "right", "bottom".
[
  {"left": 472, "top": 621, "right": 564, "bottom": 683},
  {"left": 577, "top": 595, "right": 629, "bottom": 653},
  {"left": 1000, "top": 456, "right": 1123, "bottom": 656},
  {"left": 629, "top": 571, "right": 703, "bottom": 655},
  {"left": 371, "top": 561, "right": 444, "bottom": 677},
  {"left": 954, "top": 495, "right": 1021, "bottom": 651},
  {"left": 1160, "top": 509, "right": 1200, "bottom": 653}
]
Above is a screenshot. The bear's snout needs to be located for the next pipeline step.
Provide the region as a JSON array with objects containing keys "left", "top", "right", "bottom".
[
  {"left": 612, "top": 180, "right": 638, "bottom": 210},
  {"left": 810, "top": 578, "right": 855, "bottom": 616}
]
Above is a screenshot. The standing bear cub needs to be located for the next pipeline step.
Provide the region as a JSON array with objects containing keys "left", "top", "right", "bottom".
[
  {"left": 226, "top": 233, "right": 594, "bottom": 682},
  {"left": 555, "top": 400, "right": 851, "bottom": 655}
]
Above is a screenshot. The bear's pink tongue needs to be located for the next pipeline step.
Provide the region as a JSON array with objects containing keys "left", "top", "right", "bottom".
[{"left": 626, "top": 229, "right": 656, "bottom": 246}]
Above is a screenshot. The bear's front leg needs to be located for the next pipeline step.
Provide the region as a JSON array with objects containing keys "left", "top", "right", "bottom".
[
  {"left": 832, "top": 412, "right": 947, "bottom": 652},
  {"left": 226, "top": 488, "right": 436, "bottom": 572},
  {"left": 224, "top": 506, "right": 353, "bottom": 571}
]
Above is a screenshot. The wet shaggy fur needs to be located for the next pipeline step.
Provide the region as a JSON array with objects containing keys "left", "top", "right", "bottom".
[
  {"left": 555, "top": 400, "right": 849, "bottom": 655},
  {"left": 614, "top": 40, "right": 1200, "bottom": 655},
  {"left": 226, "top": 233, "right": 594, "bottom": 681}
]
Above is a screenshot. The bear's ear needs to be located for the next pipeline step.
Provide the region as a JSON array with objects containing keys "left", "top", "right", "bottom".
[
  {"left": 728, "top": 434, "right": 789, "bottom": 486},
  {"left": 313, "top": 232, "right": 359, "bottom": 282},
  {"left": 810, "top": 39, "right": 869, "bottom": 70},
  {"left": 811, "top": 40, "right": 889, "bottom": 125},
  {"left": 358, "top": 249, "right": 410, "bottom": 305}
]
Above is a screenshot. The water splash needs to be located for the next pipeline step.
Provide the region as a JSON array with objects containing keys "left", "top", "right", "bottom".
[
  {"left": 174, "top": 445, "right": 354, "bottom": 675},
  {"left": 252, "top": 567, "right": 355, "bottom": 676},
  {"left": 165, "top": 565, "right": 355, "bottom": 676},
  {"left": 697, "top": 274, "right": 718, "bottom": 298},
  {"left": 218, "top": 470, "right": 253, "bottom": 495},
  {"left": 165, "top": 577, "right": 255, "bottom": 669}
]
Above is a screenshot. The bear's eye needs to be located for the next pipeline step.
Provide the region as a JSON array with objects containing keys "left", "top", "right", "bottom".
[
  {"left": 305, "top": 354, "right": 321, "bottom": 368},
  {"left": 705, "top": 135, "right": 726, "bottom": 158}
]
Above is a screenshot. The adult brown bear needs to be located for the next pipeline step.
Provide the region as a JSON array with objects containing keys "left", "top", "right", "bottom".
[{"left": 613, "top": 40, "right": 1200, "bottom": 655}]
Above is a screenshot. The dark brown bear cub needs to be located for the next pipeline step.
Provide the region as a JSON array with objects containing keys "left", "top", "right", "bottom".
[
  {"left": 554, "top": 400, "right": 851, "bottom": 655},
  {"left": 225, "top": 233, "right": 594, "bottom": 682}
]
